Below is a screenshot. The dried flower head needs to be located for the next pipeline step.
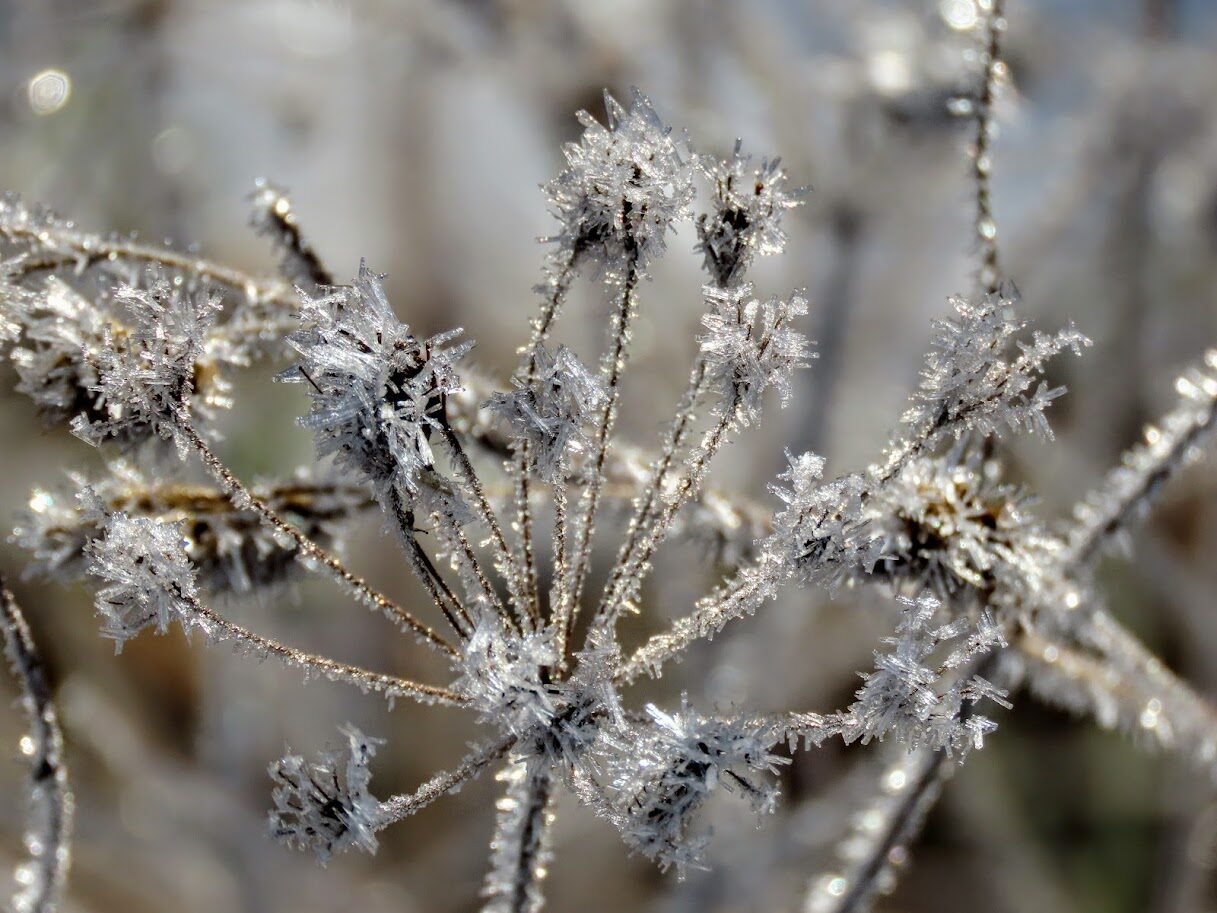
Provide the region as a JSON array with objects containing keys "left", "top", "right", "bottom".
[
  {"left": 545, "top": 87, "right": 696, "bottom": 277},
  {"left": 268, "top": 726, "right": 384, "bottom": 863},
  {"left": 278, "top": 262, "right": 473, "bottom": 508}
]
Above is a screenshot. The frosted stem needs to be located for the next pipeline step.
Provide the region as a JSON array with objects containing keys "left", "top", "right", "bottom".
[
  {"left": 1018, "top": 615, "right": 1217, "bottom": 771},
  {"left": 804, "top": 748, "right": 947, "bottom": 913},
  {"left": 1062, "top": 349, "right": 1217, "bottom": 570},
  {"left": 598, "top": 391, "right": 736, "bottom": 632},
  {"left": 385, "top": 487, "right": 475, "bottom": 639},
  {"left": 596, "top": 359, "right": 708, "bottom": 628},
  {"left": 441, "top": 425, "right": 531, "bottom": 629},
  {"left": 434, "top": 507, "right": 511, "bottom": 631},
  {"left": 971, "top": 0, "right": 1007, "bottom": 294},
  {"left": 482, "top": 762, "right": 556, "bottom": 913},
  {"left": 248, "top": 179, "right": 335, "bottom": 289},
  {"left": 1, "top": 577, "right": 72, "bottom": 913},
  {"left": 374, "top": 735, "right": 515, "bottom": 830},
  {"left": 514, "top": 249, "right": 584, "bottom": 619},
  {"left": 176, "top": 412, "right": 458, "bottom": 656},
  {"left": 5, "top": 223, "right": 295, "bottom": 309},
  {"left": 617, "top": 553, "right": 785, "bottom": 684},
  {"left": 560, "top": 257, "right": 641, "bottom": 641},
  {"left": 175, "top": 584, "right": 467, "bottom": 706}
]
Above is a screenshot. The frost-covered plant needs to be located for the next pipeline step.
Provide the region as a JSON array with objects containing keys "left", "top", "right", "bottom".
[{"left": 3, "top": 5, "right": 1217, "bottom": 911}]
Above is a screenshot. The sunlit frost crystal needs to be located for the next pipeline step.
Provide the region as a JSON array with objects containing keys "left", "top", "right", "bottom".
[
  {"left": 268, "top": 726, "right": 383, "bottom": 863},
  {"left": 545, "top": 88, "right": 695, "bottom": 276},
  {"left": 86, "top": 510, "right": 199, "bottom": 651},
  {"left": 280, "top": 262, "right": 472, "bottom": 506}
]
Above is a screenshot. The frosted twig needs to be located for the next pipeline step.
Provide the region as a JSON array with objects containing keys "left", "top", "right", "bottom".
[
  {"left": 175, "top": 585, "right": 468, "bottom": 707},
  {"left": 481, "top": 762, "right": 555, "bottom": 913},
  {"left": 1017, "top": 615, "right": 1217, "bottom": 771},
  {"left": 560, "top": 258, "right": 641, "bottom": 642},
  {"left": 175, "top": 411, "right": 458, "bottom": 656},
  {"left": 804, "top": 747, "right": 947, "bottom": 913},
  {"left": 618, "top": 553, "right": 786, "bottom": 684},
  {"left": 440, "top": 425, "right": 531, "bottom": 630},
  {"left": 383, "top": 487, "right": 474, "bottom": 639},
  {"left": 0, "top": 576, "right": 72, "bottom": 913},
  {"left": 374, "top": 735, "right": 515, "bottom": 829},
  {"left": 596, "top": 359, "right": 709, "bottom": 631},
  {"left": 3, "top": 219, "right": 294, "bottom": 309},
  {"left": 248, "top": 179, "right": 334, "bottom": 289},
  {"left": 514, "top": 248, "right": 584, "bottom": 621},
  {"left": 970, "top": 0, "right": 1008, "bottom": 294},
  {"left": 1062, "top": 349, "right": 1217, "bottom": 570}
]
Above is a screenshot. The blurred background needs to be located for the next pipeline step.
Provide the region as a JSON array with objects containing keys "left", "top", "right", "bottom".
[{"left": 1, "top": 1, "right": 1217, "bottom": 911}]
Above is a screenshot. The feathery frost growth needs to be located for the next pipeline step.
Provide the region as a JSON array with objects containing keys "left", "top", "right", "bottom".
[
  {"left": 544, "top": 87, "right": 696, "bottom": 277},
  {"left": 278, "top": 261, "right": 473, "bottom": 509},
  {"left": 268, "top": 726, "right": 384, "bottom": 863},
  {"left": 86, "top": 510, "right": 199, "bottom": 651},
  {"left": 488, "top": 344, "right": 605, "bottom": 482}
]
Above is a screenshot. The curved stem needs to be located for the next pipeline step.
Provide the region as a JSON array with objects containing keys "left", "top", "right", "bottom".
[
  {"left": 1, "top": 576, "right": 72, "bottom": 913},
  {"left": 175, "top": 412, "right": 457, "bottom": 656},
  {"left": 176, "top": 586, "right": 467, "bottom": 706}
]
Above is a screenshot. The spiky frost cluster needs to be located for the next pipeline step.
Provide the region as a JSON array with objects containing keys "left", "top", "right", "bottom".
[
  {"left": 86, "top": 510, "right": 199, "bottom": 651},
  {"left": 697, "top": 141, "right": 802, "bottom": 286},
  {"left": 544, "top": 87, "right": 696, "bottom": 277},
  {"left": 698, "top": 283, "right": 814, "bottom": 424},
  {"left": 3, "top": 59, "right": 1217, "bottom": 913},
  {"left": 487, "top": 344, "right": 605, "bottom": 482},
  {"left": 71, "top": 281, "right": 223, "bottom": 452},
  {"left": 841, "top": 594, "right": 1010, "bottom": 755},
  {"left": 599, "top": 698, "right": 788, "bottom": 875},
  {"left": 279, "top": 262, "right": 473, "bottom": 509},
  {"left": 268, "top": 726, "right": 383, "bottom": 862},
  {"left": 897, "top": 293, "right": 1089, "bottom": 450}
]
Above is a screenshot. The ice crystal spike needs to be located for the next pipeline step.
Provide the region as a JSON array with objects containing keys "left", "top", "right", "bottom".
[
  {"left": 10, "top": 277, "right": 113, "bottom": 432},
  {"left": 770, "top": 453, "right": 879, "bottom": 590},
  {"left": 280, "top": 262, "right": 472, "bottom": 508},
  {"left": 696, "top": 141, "right": 802, "bottom": 286},
  {"left": 456, "top": 621, "right": 561, "bottom": 737},
  {"left": 268, "top": 726, "right": 383, "bottom": 863},
  {"left": 698, "top": 284, "right": 814, "bottom": 426},
  {"left": 86, "top": 511, "right": 199, "bottom": 651},
  {"left": 544, "top": 87, "right": 695, "bottom": 277},
  {"left": 486, "top": 344, "right": 606, "bottom": 481}
]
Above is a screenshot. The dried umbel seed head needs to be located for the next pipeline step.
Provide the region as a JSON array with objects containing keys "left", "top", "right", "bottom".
[
  {"left": 874, "top": 450, "right": 1047, "bottom": 601},
  {"left": 697, "top": 141, "right": 802, "bottom": 286},
  {"left": 16, "top": 474, "right": 367, "bottom": 596},
  {"left": 279, "top": 262, "right": 472, "bottom": 509},
  {"left": 544, "top": 88, "right": 696, "bottom": 277},
  {"left": 268, "top": 726, "right": 383, "bottom": 863}
]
